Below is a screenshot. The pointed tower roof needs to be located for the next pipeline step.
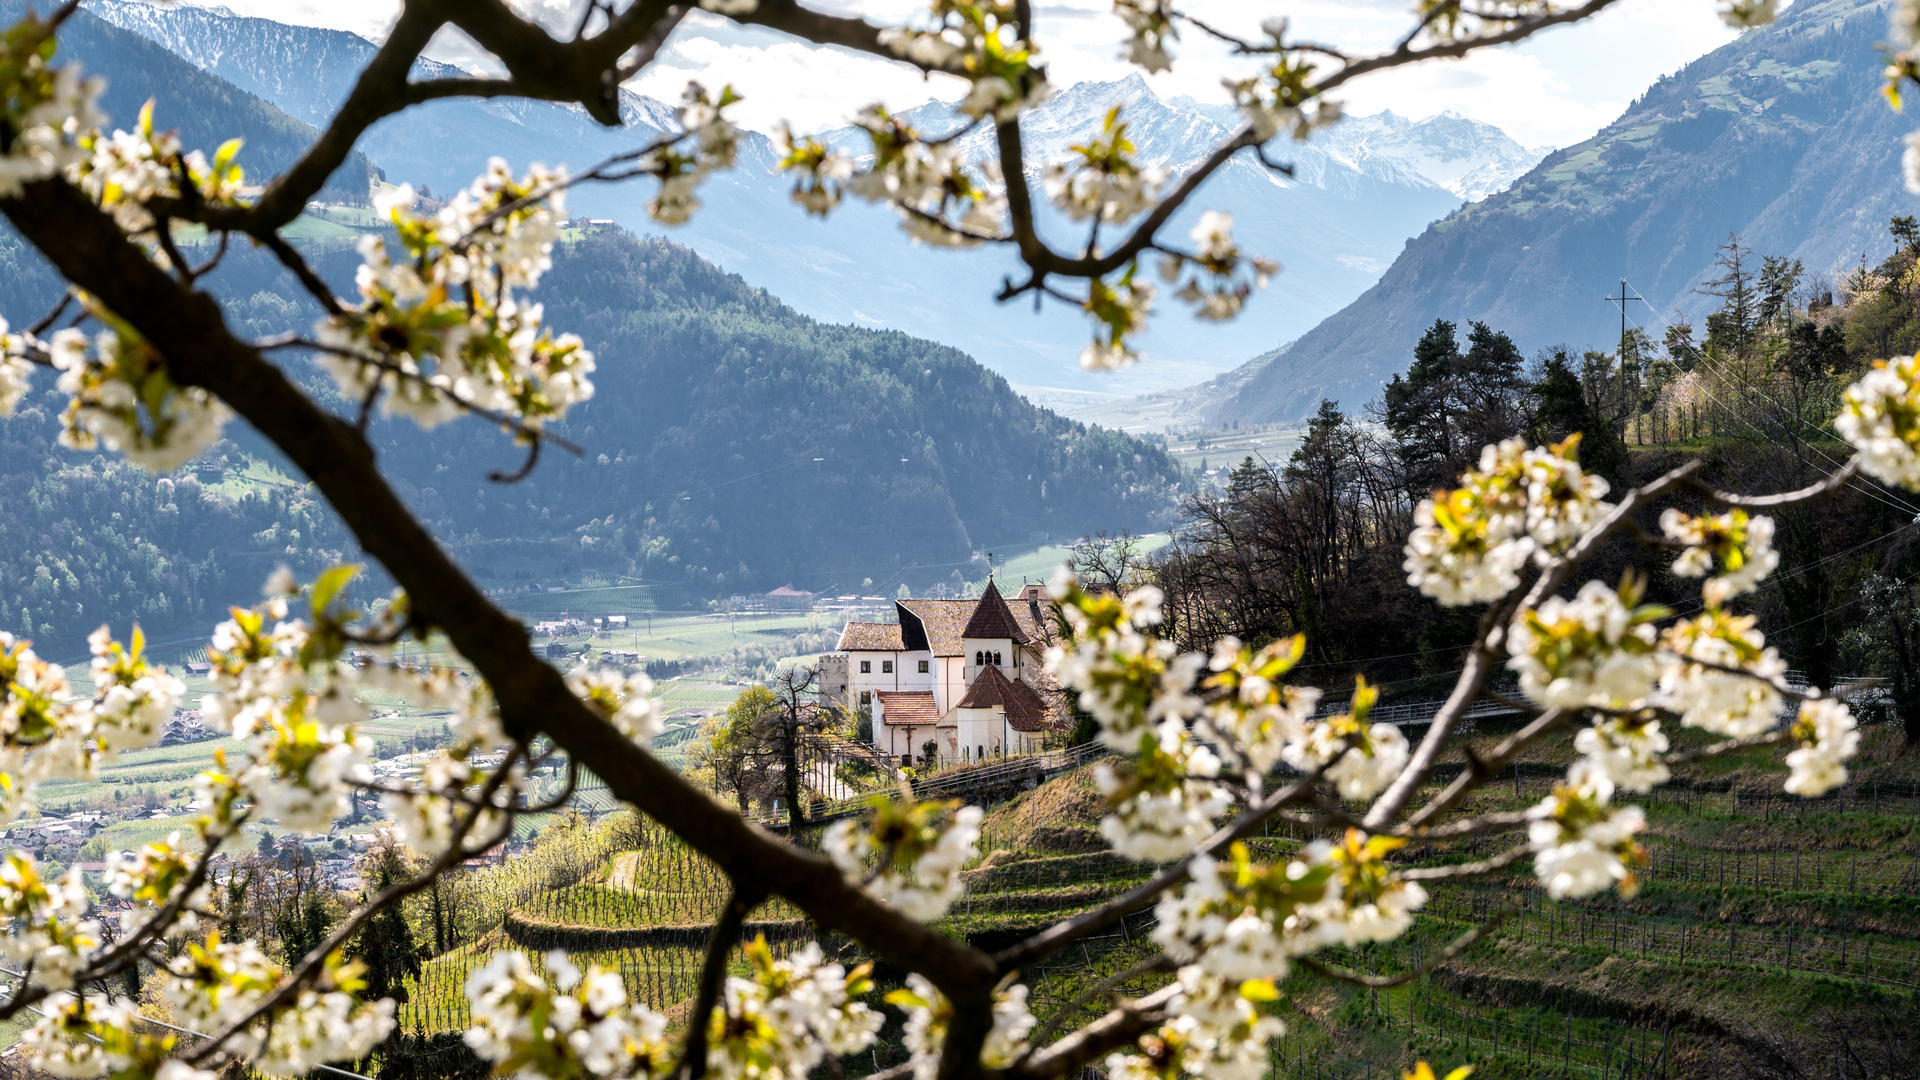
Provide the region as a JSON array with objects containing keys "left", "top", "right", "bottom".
[{"left": 961, "top": 580, "right": 1028, "bottom": 643}]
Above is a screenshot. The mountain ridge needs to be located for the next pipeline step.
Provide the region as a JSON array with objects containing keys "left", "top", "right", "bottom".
[
  {"left": 1216, "top": 0, "right": 1917, "bottom": 423},
  {"left": 82, "top": 0, "right": 1542, "bottom": 398}
]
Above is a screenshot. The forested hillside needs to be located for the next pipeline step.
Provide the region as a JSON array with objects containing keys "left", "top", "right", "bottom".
[
  {"left": 0, "top": 0, "right": 375, "bottom": 204},
  {"left": 349, "top": 230, "right": 1186, "bottom": 592},
  {"left": 1220, "top": 0, "right": 1914, "bottom": 422},
  {"left": 0, "top": 223, "right": 1181, "bottom": 645}
]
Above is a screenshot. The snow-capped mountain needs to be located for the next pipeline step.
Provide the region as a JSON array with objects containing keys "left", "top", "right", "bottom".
[{"left": 84, "top": 0, "right": 1541, "bottom": 395}]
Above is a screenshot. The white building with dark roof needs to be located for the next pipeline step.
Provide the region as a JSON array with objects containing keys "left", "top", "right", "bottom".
[{"left": 830, "top": 581, "right": 1063, "bottom": 767}]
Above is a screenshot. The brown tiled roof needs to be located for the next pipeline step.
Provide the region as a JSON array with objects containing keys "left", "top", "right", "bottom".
[
  {"left": 876, "top": 690, "right": 939, "bottom": 727},
  {"left": 837, "top": 622, "right": 905, "bottom": 651},
  {"left": 897, "top": 600, "right": 973, "bottom": 656},
  {"left": 961, "top": 581, "right": 1029, "bottom": 643},
  {"left": 954, "top": 664, "right": 1051, "bottom": 731}
]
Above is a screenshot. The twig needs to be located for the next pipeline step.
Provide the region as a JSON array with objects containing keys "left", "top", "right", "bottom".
[
  {"left": 1396, "top": 842, "right": 1532, "bottom": 882},
  {"left": 256, "top": 232, "right": 346, "bottom": 316},
  {"left": 992, "top": 763, "right": 1329, "bottom": 969},
  {"left": 1298, "top": 900, "right": 1517, "bottom": 988},
  {"left": 187, "top": 749, "right": 523, "bottom": 1065},
  {"left": 678, "top": 884, "right": 767, "bottom": 1080},
  {"left": 1020, "top": 955, "right": 1174, "bottom": 1058},
  {"left": 1661, "top": 729, "right": 1789, "bottom": 766}
]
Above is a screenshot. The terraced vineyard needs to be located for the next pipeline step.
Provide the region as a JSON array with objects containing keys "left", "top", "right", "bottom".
[{"left": 380, "top": 712, "right": 1920, "bottom": 1079}]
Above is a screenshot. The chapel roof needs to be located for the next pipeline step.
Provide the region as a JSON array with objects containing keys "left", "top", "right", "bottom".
[
  {"left": 876, "top": 690, "right": 940, "bottom": 727},
  {"left": 960, "top": 580, "right": 1029, "bottom": 643},
  {"left": 953, "top": 664, "right": 1051, "bottom": 731}
]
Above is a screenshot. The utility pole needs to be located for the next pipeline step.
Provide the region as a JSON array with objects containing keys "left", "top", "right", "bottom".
[{"left": 1603, "top": 279, "right": 1648, "bottom": 417}]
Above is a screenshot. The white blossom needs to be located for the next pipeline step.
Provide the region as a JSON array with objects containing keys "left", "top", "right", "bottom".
[
  {"left": 1660, "top": 508, "right": 1778, "bottom": 607},
  {"left": 1509, "top": 580, "right": 1661, "bottom": 712},
  {"left": 566, "top": 666, "right": 661, "bottom": 746},
  {"left": 823, "top": 800, "right": 981, "bottom": 921},
  {"left": 1574, "top": 716, "right": 1670, "bottom": 793},
  {"left": 893, "top": 973, "right": 1032, "bottom": 1080},
  {"left": 1785, "top": 697, "right": 1859, "bottom": 797},
  {"left": 1838, "top": 354, "right": 1920, "bottom": 488},
  {"left": 1657, "top": 609, "right": 1786, "bottom": 738},
  {"left": 1528, "top": 767, "right": 1646, "bottom": 899}
]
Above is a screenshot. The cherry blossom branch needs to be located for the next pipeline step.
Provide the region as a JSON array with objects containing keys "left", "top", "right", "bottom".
[
  {"left": 1661, "top": 729, "right": 1790, "bottom": 766},
  {"left": 1684, "top": 456, "right": 1860, "bottom": 508},
  {"left": 188, "top": 749, "right": 523, "bottom": 1065},
  {"left": 1298, "top": 900, "right": 1516, "bottom": 988},
  {"left": 1366, "top": 460, "right": 1707, "bottom": 831},
  {"left": 993, "top": 765, "right": 1330, "bottom": 969},
  {"left": 1013, "top": 982, "right": 1179, "bottom": 1080},
  {"left": 256, "top": 336, "right": 587, "bottom": 457},
  {"left": 1400, "top": 707, "right": 1570, "bottom": 830}
]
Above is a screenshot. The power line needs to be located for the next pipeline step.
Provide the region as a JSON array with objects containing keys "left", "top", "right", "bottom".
[{"left": 1622, "top": 278, "right": 1920, "bottom": 520}]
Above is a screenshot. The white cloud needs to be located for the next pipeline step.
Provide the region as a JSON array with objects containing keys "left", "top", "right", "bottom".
[{"left": 172, "top": 0, "right": 1743, "bottom": 148}]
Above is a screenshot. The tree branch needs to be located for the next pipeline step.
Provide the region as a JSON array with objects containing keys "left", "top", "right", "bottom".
[
  {"left": 0, "top": 176, "right": 999, "bottom": 1017},
  {"left": 992, "top": 765, "right": 1327, "bottom": 969},
  {"left": 679, "top": 885, "right": 766, "bottom": 1080}
]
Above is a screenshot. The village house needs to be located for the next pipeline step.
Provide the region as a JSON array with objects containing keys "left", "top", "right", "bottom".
[{"left": 827, "top": 581, "right": 1063, "bottom": 768}]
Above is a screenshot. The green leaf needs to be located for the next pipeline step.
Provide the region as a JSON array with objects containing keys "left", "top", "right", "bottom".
[
  {"left": 309, "top": 564, "right": 360, "bottom": 615},
  {"left": 212, "top": 137, "right": 243, "bottom": 175}
]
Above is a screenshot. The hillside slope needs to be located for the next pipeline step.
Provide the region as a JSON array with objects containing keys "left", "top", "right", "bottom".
[{"left": 1218, "top": 0, "right": 1917, "bottom": 422}]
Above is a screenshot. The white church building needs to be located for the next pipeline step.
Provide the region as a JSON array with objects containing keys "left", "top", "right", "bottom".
[{"left": 826, "top": 581, "right": 1063, "bottom": 767}]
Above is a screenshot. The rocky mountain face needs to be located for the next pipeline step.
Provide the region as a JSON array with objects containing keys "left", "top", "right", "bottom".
[
  {"left": 89, "top": 1, "right": 1539, "bottom": 396},
  {"left": 1217, "top": 0, "right": 1913, "bottom": 424}
]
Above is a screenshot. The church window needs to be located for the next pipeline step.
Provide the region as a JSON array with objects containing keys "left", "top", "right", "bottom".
[
  {"left": 860, "top": 660, "right": 871, "bottom": 673},
  {"left": 882, "top": 660, "right": 893, "bottom": 673},
  {"left": 919, "top": 660, "right": 929, "bottom": 673}
]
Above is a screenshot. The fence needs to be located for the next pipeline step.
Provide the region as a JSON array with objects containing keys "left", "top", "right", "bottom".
[{"left": 1423, "top": 892, "right": 1920, "bottom": 991}]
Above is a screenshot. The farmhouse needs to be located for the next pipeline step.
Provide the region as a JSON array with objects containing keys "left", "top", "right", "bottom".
[{"left": 828, "top": 581, "right": 1064, "bottom": 767}]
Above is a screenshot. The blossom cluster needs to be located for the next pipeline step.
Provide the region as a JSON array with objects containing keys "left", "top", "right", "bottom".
[
  {"left": 876, "top": 2, "right": 1049, "bottom": 123},
  {"left": 645, "top": 82, "right": 743, "bottom": 225},
  {"left": 889, "top": 973, "right": 1033, "bottom": 1080},
  {"left": 708, "top": 938, "right": 884, "bottom": 1080},
  {"left": 68, "top": 99, "right": 249, "bottom": 235},
  {"left": 823, "top": 794, "right": 982, "bottom": 920},
  {"left": 1105, "top": 966, "right": 1282, "bottom": 1080},
  {"left": 49, "top": 309, "right": 231, "bottom": 473},
  {"left": 316, "top": 159, "right": 595, "bottom": 433},
  {"left": 1158, "top": 211, "right": 1278, "bottom": 323},
  {"left": 464, "top": 949, "right": 672, "bottom": 1080},
  {"left": 1507, "top": 576, "right": 1666, "bottom": 713},
  {"left": 1660, "top": 507, "right": 1778, "bottom": 607},
  {"left": 1047, "top": 572, "right": 1406, "bottom": 861},
  {"left": 1114, "top": 0, "right": 1178, "bottom": 73},
  {"left": 1528, "top": 765, "right": 1647, "bottom": 899},
  {"left": 161, "top": 933, "right": 394, "bottom": 1075},
  {"left": 565, "top": 666, "right": 662, "bottom": 746},
  {"left": 1403, "top": 435, "right": 1611, "bottom": 605},
  {"left": 1043, "top": 106, "right": 1164, "bottom": 224},
  {"left": 1154, "top": 831, "right": 1427, "bottom": 987},
  {"left": 1837, "top": 354, "right": 1920, "bottom": 488},
  {"left": 1785, "top": 696, "right": 1859, "bottom": 797},
  {"left": 0, "top": 11, "right": 104, "bottom": 197},
  {"left": 1656, "top": 607, "right": 1788, "bottom": 739},
  {"left": 0, "top": 623, "right": 186, "bottom": 824},
  {"left": 0, "top": 853, "right": 100, "bottom": 990}
]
